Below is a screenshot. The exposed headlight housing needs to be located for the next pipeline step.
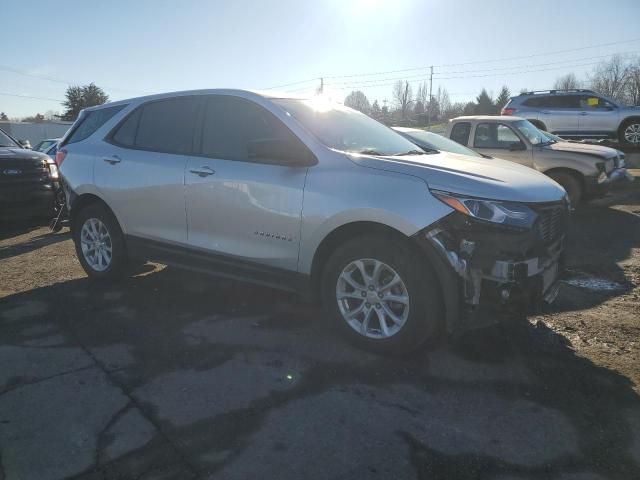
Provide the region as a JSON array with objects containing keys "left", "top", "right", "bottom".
[
  {"left": 431, "top": 190, "right": 538, "bottom": 229},
  {"left": 45, "top": 157, "right": 59, "bottom": 179}
]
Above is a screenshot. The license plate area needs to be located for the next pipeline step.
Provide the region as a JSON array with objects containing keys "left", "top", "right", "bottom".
[{"left": 542, "top": 262, "right": 559, "bottom": 293}]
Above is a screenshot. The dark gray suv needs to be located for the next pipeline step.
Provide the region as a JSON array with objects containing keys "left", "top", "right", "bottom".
[{"left": 502, "top": 89, "right": 640, "bottom": 145}]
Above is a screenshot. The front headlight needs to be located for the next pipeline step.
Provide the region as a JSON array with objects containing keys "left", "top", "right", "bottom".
[
  {"left": 431, "top": 190, "right": 538, "bottom": 229},
  {"left": 45, "top": 158, "right": 59, "bottom": 179}
]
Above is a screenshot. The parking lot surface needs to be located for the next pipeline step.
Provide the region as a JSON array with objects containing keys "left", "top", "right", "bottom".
[{"left": 1, "top": 177, "right": 639, "bottom": 480}]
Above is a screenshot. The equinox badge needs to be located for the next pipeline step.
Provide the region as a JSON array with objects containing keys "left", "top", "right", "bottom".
[{"left": 3, "top": 169, "right": 21, "bottom": 175}]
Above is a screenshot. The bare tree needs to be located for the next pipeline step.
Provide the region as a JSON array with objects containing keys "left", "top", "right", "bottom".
[
  {"left": 436, "top": 86, "right": 451, "bottom": 120},
  {"left": 554, "top": 73, "right": 581, "bottom": 90},
  {"left": 344, "top": 90, "right": 371, "bottom": 114},
  {"left": 589, "top": 55, "right": 630, "bottom": 103},
  {"left": 625, "top": 57, "right": 640, "bottom": 106},
  {"left": 393, "top": 80, "right": 413, "bottom": 119}
]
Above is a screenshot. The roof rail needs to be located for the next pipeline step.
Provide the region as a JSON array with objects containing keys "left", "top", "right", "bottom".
[{"left": 518, "top": 89, "right": 595, "bottom": 96}]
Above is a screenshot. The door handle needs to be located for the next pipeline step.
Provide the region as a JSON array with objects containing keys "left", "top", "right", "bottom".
[
  {"left": 190, "top": 166, "right": 216, "bottom": 177},
  {"left": 540, "top": 111, "right": 550, "bottom": 114},
  {"left": 103, "top": 155, "right": 122, "bottom": 165},
  {"left": 579, "top": 111, "right": 588, "bottom": 115}
]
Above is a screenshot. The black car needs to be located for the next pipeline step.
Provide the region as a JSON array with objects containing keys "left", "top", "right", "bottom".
[{"left": 0, "top": 127, "right": 60, "bottom": 222}]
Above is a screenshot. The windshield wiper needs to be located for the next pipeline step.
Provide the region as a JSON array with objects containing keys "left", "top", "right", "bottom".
[
  {"left": 393, "top": 149, "right": 431, "bottom": 156},
  {"left": 357, "top": 149, "right": 384, "bottom": 156}
]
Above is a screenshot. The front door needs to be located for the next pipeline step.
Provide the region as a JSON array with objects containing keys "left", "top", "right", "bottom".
[
  {"left": 185, "top": 95, "right": 308, "bottom": 272},
  {"left": 471, "top": 122, "right": 533, "bottom": 166},
  {"left": 576, "top": 95, "right": 619, "bottom": 137}
]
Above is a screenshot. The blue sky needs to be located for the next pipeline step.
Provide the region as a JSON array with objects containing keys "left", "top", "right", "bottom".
[{"left": 2, "top": 0, "right": 640, "bottom": 118}]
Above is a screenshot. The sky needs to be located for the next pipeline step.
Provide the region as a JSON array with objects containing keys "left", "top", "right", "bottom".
[{"left": 2, "top": 0, "right": 640, "bottom": 118}]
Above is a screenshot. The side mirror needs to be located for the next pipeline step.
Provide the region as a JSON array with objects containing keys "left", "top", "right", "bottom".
[
  {"left": 509, "top": 142, "right": 526, "bottom": 151},
  {"left": 247, "top": 138, "right": 317, "bottom": 166},
  {"left": 18, "top": 139, "right": 32, "bottom": 149}
]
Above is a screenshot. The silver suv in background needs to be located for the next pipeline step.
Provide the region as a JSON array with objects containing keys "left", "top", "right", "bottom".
[
  {"left": 59, "top": 90, "right": 569, "bottom": 353},
  {"left": 502, "top": 89, "right": 640, "bottom": 145}
]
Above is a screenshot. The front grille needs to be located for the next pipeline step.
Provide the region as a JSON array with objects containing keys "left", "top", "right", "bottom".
[{"left": 536, "top": 204, "right": 566, "bottom": 244}]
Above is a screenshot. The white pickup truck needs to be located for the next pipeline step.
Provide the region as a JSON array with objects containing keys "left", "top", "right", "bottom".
[{"left": 445, "top": 116, "right": 629, "bottom": 206}]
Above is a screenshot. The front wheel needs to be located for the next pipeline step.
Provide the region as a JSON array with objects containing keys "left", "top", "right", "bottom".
[
  {"left": 73, "top": 203, "right": 127, "bottom": 280},
  {"left": 321, "top": 234, "right": 442, "bottom": 354},
  {"left": 548, "top": 172, "right": 583, "bottom": 207}
]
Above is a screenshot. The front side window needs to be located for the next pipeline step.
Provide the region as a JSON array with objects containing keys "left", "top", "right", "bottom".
[
  {"left": 66, "top": 105, "right": 125, "bottom": 145},
  {"left": 474, "top": 123, "right": 523, "bottom": 149},
  {"left": 577, "top": 95, "right": 616, "bottom": 109},
  {"left": 272, "top": 98, "right": 421, "bottom": 156},
  {"left": 450, "top": 122, "right": 471, "bottom": 146},
  {"left": 511, "top": 119, "right": 549, "bottom": 145},
  {"left": 200, "top": 96, "right": 301, "bottom": 162}
]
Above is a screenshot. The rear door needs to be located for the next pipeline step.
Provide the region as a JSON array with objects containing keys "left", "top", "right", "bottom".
[
  {"left": 538, "top": 95, "right": 580, "bottom": 134},
  {"left": 472, "top": 122, "right": 533, "bottom": 166},
  {"left": 184, "top": 95, "right": 308, "bottom": 272},
  {"left": 94, "top": 97, "right": 201, "bottom": 244}
]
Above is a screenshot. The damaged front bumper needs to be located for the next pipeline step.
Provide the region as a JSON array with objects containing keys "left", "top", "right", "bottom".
[{"left": 414, "top": 207, "right": 567, "bottom": 332}]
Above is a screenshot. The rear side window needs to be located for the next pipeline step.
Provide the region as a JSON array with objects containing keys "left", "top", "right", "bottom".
[
  {"left": 200, "top": 95, "right": 299, "bottom": 162},
  {"left": 110, "top": 97, "right": 200, "bottom": 154},
  {"left": 450, "top": 122, "right": 471, "bottom": 146},
  {"left": 65, "top": 105, "right": 125, "bottom": 145},
  {"left": 524, "top": 95, "right": 579, "bottom": 108}
]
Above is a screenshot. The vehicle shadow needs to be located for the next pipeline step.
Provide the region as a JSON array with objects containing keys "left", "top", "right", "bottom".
[
  {"left": 0, "top": 230, "right": 69, "bottom": 260},
  {"left": 1, "top": 267, "right": 639, "bottom": 479},
  {"left": 551, "top": 186, "right": 640, "bottom": 313}
]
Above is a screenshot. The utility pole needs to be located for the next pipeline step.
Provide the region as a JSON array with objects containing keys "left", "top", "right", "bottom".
[
  {"left": 427, "top": 65, "right": 434, "bottom": 127},
  {"left": 318, "top": 77, "right": 324, "bottom": 95}
]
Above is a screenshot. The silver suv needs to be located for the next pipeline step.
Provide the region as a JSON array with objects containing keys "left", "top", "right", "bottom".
[
  {"left": 58, "top": 90, "right": 569, "bottom": 353},
  {"left": 502, "top": 89, "right": 640, "bottom": 145}
]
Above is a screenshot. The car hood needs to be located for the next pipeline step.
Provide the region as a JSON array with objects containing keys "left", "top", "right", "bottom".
[
  {"left": 349, "top": 151, "right": 566, "bottom": 203},
  {"left": 0, "top": 147, "right": 50, "bottom": 162},
  {"left": 541, "top": 141, "right": 617, "bottom": 159}
]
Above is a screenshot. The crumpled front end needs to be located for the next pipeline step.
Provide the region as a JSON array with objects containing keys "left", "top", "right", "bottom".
[{"left": 415, "top": 201, "right": 569, "bottom": 332}]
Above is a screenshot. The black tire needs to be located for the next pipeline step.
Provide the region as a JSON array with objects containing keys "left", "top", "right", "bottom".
[
  {"left": 321, "top": 233, "right": 443, "bottom": 354},
  {"left": 548, "top": 171, "right": 583, "bottom": 207},
  {"left": 73, "top": 203, "right": 127, "bottom": 280},
  {"left": 618, "top": 118, "right": 640, "bottom": 146}
]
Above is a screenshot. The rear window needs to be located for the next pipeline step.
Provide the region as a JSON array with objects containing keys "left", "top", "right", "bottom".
[
  {"left": 65, "top": 105, "right": 125, "bottom": 145},
  {"left": 523, "top": 96, "right": 579, "bottom": 108}
]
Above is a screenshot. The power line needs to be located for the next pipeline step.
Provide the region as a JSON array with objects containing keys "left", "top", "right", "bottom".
[
  {"left": 324, "top": 53, "right": 637, "bottom": 90},
  {"left": 261, "top": 78, "right": 319, "bottom": 90},
  {"left": 0, "top": 92, "right": 64, "bottom": 102},
  {"left": 323, "top": 51, "right": 638, "bottom": 88},
  {"left": 0, "top": 64, "right": 153, "bottom": 95},
  {"left": 266, "top": 37, "right": 640, "bottom": 87}
]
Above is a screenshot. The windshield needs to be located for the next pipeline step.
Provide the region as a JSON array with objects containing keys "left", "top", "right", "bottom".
[
  {"left": 512, "top": 119, "right": 552, "bottom": 145},
  {"left": 400, "top": 130, "right": 482, "bottom": 157},
  {"left": 273, "top": 98, "right": 424, "bottom": 156},
  {"left": 35, "top": 140, "right": 56, "bottom": 152},
  {"left": 0, "top": 129, "right": 19, "bottom": 148}
]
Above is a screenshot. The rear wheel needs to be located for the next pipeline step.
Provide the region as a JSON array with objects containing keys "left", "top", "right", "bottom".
[
  {"left": 73, "top": 203, "right": 127, "bottom": 280},
  {"left": 321, "top": 234, "right": 442, "bottom": 354},
  {"left": 619, "top": 119, "right": 640, "bottom": 145},
  {"left": 548, "top": 171, "right": 583, "bottom": 207}
]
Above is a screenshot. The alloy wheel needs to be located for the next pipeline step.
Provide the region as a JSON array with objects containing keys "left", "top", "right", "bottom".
[
  {"left": 624, "top": 123, "right": 640, "bottom": 144},
  {"left": 336, "top": 258, "right": 410, "bottom": 339},
  {"left": 80, "top": 218, "right": 113, "bottom": 272}
]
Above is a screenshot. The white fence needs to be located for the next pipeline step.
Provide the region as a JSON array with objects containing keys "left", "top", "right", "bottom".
[{"left": 0, "top": 121, "right": 73, "bottom": 146}]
